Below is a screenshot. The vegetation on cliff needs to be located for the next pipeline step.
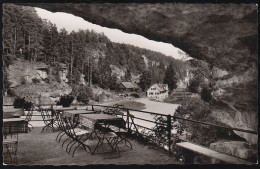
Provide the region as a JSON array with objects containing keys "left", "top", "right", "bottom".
[{"left": 3, "top": 4, "right": 188, "bottom": 95}]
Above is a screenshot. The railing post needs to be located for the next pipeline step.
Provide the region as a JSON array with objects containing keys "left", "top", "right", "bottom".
[
  {"left": 127, "top": 109, "right": 130, "bottom": 133},
  {"left": 167, "top": 114, "right": 172, "bottom": 157},
  {"left": 92, "top": 105, "right": 94, "bottom": 111}
]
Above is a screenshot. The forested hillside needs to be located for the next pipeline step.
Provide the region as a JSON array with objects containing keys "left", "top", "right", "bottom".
[{"left": 3, "top": 4, "right": 188, "bottom": 93}]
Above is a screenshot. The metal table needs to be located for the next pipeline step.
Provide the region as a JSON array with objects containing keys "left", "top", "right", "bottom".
[
  {"left": 3, "top": 108, "right": 25, "bottom": 118},
  {"left": 63, "top": 110, "right": 95, "bottom": 123},
  {"left": 79, "top": 113, "right": 126, "bottom": 129},
  {"left": 79, "top": 114, "right": 126, "bottom": 155}
]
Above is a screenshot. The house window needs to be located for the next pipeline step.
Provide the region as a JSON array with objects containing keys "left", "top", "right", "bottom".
[
  {"left": 149, "top": 92, "right": 154, "bottom": 95},
  {"left": 155, "top": 92, "right": 159, "bottom": 95},
  {"left": 151, "top": 88, "right": 156, "bottom": 90}
]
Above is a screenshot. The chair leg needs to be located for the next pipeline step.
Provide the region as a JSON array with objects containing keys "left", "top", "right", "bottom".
[
  {"left": 62, "top": 137, "right": 71, "bottom": 151},
  {"left": 41, "top": 125, "right": 48, "bottom": 133},
  {"left": 71, "top": 134, "right": 93, "bottom": 155},
  {"left": 68, "top": 135, "right": 83, "bottom": 154},
  {"left": 56, "top": 131, "right": 65, "bottom": 142},
  {"left": 58, "top": 132, "right": 66, "bottom": 143}
]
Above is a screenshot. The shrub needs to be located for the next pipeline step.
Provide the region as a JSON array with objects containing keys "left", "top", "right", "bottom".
[
  {"left": 200, "top": 85, "right": 212, "bottom": 102},
  {"left": 56, "top": 95, "right": 74, "bottom": 107},
  {"left": 188, "top": 77, "right": 200, "bottom": 93},
  {"left": 70, "top": 84, "right": 93, "bottom": 103},
  {"left": 13, "top": 97, "right": 33, "bottom": 110},
  {"left": 174, "top": 97, "right": 237, "bottom": 146},
  {"left": 130, "top": 93, "right": 140, "bottom": 98}
]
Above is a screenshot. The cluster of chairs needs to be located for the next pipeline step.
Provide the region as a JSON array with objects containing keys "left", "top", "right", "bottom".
[
  {"left": 54, "top": 112, "right": 121, "bottom": 158},
  {"left": 40, "top": 108, "right": 59, "bottom": 132},
  {"left": 100, "top": 106, "right": 133, "bottom": 151},
  {"left": 39, "top": 105, "right": 133, "bottom": 158},
  {"left": 55, "top": 112, "right": 94, "bottom": 157}
]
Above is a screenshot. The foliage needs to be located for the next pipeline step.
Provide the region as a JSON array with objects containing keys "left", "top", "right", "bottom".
[
  {"left": 130, "top": 93, "right": 140, "bottom": 98},
  {"left": 139, "top": 70, "right": 152, "bottom": 91},
  {"left": 188, "top": 76, "right": 201, "bottom": 93},
  {"left": 2, "top": 4, "right": 189, "bottom": 92},
  {"left": 13, "top": 97, "right": 34, "bottom": 110},
  {"left": 175, "top": 97, "right": 236, "bottom": 146},
  {"left": 56, "top": 95, "right": 74, "bottom": 107},
  {"left": 200, "top": 85, "right": 212, "bottom": 102},
  {"left": 70, "top": 84, "right": 93, "bottom": 103},
  {"left": 163, "top": 63, "right": 178, "bottom": 91}
]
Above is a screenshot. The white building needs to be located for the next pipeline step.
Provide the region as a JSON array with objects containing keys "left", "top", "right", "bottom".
[{"left": 147, "top": 84, "right": 169, "bottom": 101}]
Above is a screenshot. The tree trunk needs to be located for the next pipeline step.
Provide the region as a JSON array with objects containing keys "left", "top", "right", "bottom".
[
  {"left": 70, "top": 38, "right": 74, "bottom": 85},
  {"left": 29, "top": 33, "right": 31, "bottom": 62},
  {"left": 14, "top": 27, "right": 16, "bottom": 57},
  {"left": 35, "top": 31, "right": 38, "bottom": 61}
]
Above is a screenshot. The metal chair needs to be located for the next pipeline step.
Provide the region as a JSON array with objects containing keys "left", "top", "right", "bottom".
[
  {"left": 3, "top": 126, "right": 19, "bottom": 164},
  {"left": 95, "top": 124, "right": 121, "bottom": 159},
  {"left": 40, "top": 108, "right": 58, "bottom": 132},
  {"left": 105, "top": 108, "right": 133, "bottom": 150},
  {"left": 25, "top": 108, "right": 34, "bottom": 132},
  {"left": 55, "top": 112, "right": 67, "bottom": 143},
  {"left": 62, "top": 117, "right": 93, "bottom": 157}
]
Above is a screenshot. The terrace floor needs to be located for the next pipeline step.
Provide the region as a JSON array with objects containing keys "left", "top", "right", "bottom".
[{"left": 4, "top": 127, "right": 183, "bottom": 165}]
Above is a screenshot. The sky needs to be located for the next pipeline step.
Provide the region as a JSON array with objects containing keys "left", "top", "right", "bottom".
[{"left": 35, "top": 7, "right": 191, "bottom": 60}]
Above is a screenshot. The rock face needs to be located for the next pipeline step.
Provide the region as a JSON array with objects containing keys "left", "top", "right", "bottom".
[
  {"left": 23, "top": 3, "right": 257, "bottom": 143},
  {"left": 210, "top": 141, "right": 257, "bottom": 161},
  {"left": 25, "top": 3, "right": 257, "bottom": 72},
  {"left": 6, "top": 59, "right": 72, "bottom": 104}
]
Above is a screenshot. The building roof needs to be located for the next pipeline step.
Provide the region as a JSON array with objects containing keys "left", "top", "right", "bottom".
[
  {"left": 121, "top": 82, "right": 138, "bottom": 89},
  {"left": 149, "top": 83, "right": 168, "bottom": 92}
]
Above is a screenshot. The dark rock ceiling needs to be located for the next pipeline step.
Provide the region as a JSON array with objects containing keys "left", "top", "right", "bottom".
[{"left": 23, "top": 3, "right": 257, "bottom": 73}]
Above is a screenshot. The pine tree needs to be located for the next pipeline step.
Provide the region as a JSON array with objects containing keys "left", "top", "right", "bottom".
[
  {"left": 163, "top": 63, "right": 178, "bottom": 91},
  {"left": 139, "top": 70, "right": 152, "bottom": 91}
]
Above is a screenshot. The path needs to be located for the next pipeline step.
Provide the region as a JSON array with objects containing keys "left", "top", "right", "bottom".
[{"left": 126, "top": 98, "right": 180, "bottom": 129}]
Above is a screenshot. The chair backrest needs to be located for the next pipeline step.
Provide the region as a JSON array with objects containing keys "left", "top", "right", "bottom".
[
  {"left": 63, "top": 117, "right": 77, "bottom": 138},
  {"left": 55, "top": 112, "right": 65, "bottom": 131},
  {"left": 40, "top": 109, "right": 52, "bottom": 120},
  {"left": 25, "top": 109, "right": 34, "bottom": 122}
]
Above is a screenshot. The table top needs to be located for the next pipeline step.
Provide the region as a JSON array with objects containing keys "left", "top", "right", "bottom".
[
  {"left": 63, "top": 110, "right": 95, "bottom": 114},
  {"left": 53, "top": 107, "right": 77, "bottom": 111},
  {"left": 3, "top": 108, "right": 25, "bottom": 118},
  {"left": 79, "top": 113, "right": 122, "bottom": 121},
  {"left": 3, "top": 118, "right": 26, "bottom": 122},
  {"left": 3, "top": 107, "right": 24, "bottom": 113},
  {"left": 79, "top": 113, "right": 126, "bottom": 129}
]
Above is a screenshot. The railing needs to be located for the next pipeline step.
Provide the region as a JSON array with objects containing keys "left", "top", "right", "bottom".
[
  {"left": 91, "top": 104, "right": 257, "bottom": 157},
  {"left": 3, "top": 103, "right": 257, "bottom": 158}
]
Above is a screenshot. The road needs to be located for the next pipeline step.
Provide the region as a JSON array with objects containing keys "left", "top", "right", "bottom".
[{"left": 126, "top": 98, "right": 180, "bottom": 129}]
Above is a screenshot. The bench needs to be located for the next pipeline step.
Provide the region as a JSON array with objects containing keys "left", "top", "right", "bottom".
[{"left": 176, "top": 142, "right": 254, "bottom": 164}]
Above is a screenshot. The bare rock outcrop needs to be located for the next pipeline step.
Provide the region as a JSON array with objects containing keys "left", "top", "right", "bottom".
[
  {"left": 210, "top": 141, "right": 257, "bottom": 161},
  {"left": 6, "top": 59, "right": 72, "bottom": 104}
]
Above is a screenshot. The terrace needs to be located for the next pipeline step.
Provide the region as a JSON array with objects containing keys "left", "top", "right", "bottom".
[
  {"left": 3, "top": 104, "right": 257, "bottom": 165},
  {"left": 9, "top": 127, "right": 181, "bottom": 165}
]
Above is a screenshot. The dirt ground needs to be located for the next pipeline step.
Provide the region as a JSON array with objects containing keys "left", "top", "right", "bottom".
[{"left": 4, "top": 127, "right": 183, "bottom": 165}]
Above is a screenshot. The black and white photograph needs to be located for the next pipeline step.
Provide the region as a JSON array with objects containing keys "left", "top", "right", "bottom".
[{"left": 2, "top": 1, "right": 258, "bottom": 165}]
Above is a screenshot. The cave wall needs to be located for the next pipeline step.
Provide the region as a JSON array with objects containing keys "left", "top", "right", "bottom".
[{"left": 22, "top": 3, "right": 258, "bottom": 143}]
